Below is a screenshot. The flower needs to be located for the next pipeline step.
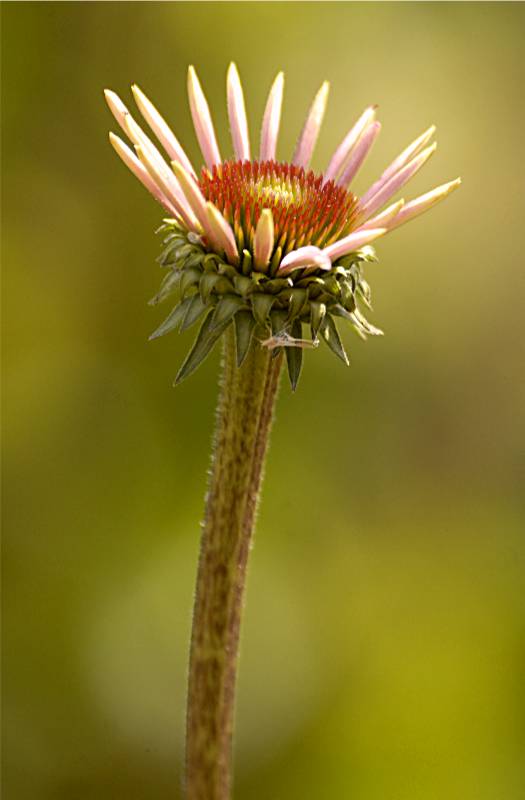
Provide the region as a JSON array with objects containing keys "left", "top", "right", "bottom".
[{"left": 105, "top": 64, "right": 460, "bottom": 388}]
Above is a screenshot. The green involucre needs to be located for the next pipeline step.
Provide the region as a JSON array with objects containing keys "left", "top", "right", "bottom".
[{"left": 150, "top": 221, "right": 384, "bottom": 389}]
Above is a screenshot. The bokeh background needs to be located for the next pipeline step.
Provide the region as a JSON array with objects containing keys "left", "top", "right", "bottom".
[{"left": 2, "top": 3, "right": 525, "bottom": 798}]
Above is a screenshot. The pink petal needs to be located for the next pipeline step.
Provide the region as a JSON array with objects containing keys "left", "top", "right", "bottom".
[
  {"left": 388, "top": 178, "right": 461, "bottom": 230},
  {"left": 358, "top": 143, "right": 437, "bottom": 221},
  {"left": 292, "top": 81, "right": 330, "bottom": 169},
  {"left": 338, "top": 121, "right": 381, "bottom": 187},
  {"left": 131, "top": 84, "right": 196, "bottom": 178},
  {"left": 227, "top": 63, "right": 250, "bottom": 161},
  {"left": 323, "top": 228, "right": 387, "bottom": 261},
  {"left": 259, "top": 72, "right": 284, "bottom": 162},
  {"left": 171, "top": 161, "right": 220, "bottom": 244},
  {"left": 278, "top": 246, "right": 331, "bottom": 274},
  {"left": 253, "top": 209, "right": 274, "bottom": 271},
  {"left": 358, "top": 199, "right": 405, "bottom": 231},
  {"left": 359, "top": 124, "right": 436, "bottom": 208},
  {"left": 124, "top": 116, "right": 199, "bottom": 230},
  {"left": 187, "top": 66, "right": 222, "bottom": 170},
  {"left": 136, "top": 145, "right": 200, "bottom": 232},
  {"left": 206, "top": 202, "right": 239, "bottom": 265},
  {"left": 104, "top": 89, "right": 130, "bottom": 132},
  {"left": 109, "top": 132, "right": 181, "bottom": 219},
  {"left": 323, "top": 105, "right": 377, "bottom": 183}
]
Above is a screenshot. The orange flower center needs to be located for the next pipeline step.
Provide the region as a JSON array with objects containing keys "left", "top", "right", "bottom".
[{"left": 199, "top": 160, "right": 358, "bottom": 256}]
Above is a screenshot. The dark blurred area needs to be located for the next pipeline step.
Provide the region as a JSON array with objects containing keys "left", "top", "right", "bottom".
[{"left": 2, "top": 3, "right": 524, "bottom": 799}]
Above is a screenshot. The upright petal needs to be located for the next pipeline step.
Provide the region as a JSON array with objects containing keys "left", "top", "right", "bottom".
[
  {"left": 359, "top": 124, "right": 436, "bottom": 208},
  {"left": 227, "top": 63, "right": 250, "bottom": 161},
  {"left": 292, "top": 81, "right": 330, "bottom": 169},
  {"left": 279, "top": 246, "right": 331, "bottom": 274},
  {"left": 124, "top": 116, "right": 199, "bottom": 228},
  {"left": 171, "top": 161, "right": 219, "bottom": 244},
  {"left": 136, "top": 145, "right": 200, "bottom": 232},
  {"left": 387, "top": 178, "right": 461, "bottom": 230},
  {"left": 323, "top": 228, "right": 387, "bottom": 261},
  {"left": 187, "top": 65, "right": 222, "bottom": 169},
  {"left": 259, "top": 72, "right": 284, "bottom": 162},
  {"left": 358, "top": 199, "right": 405, "bottom": 231},
  {"left": 338, "top": 121, "right": 381, "bottom": 187},
  {"left": 104, "top": 89, "right": 130, "bottom": 133},
  {"left": 323, "top": 105, "right": 377, "bottom": 183},
  {"left": 253, "top": 209, "right": 274, "bottom": 271},
  {"left": 131, "top": 84, "right": 196, "bottom": 177},
  {"left": 206, "top": 202, "right": 240, "bottom": 265},
  {"left": 358, "top": 143, "right": 437, "bottom": 221},
  {"left": 109, "top": 132, "right": 181, "bottom": 218}
]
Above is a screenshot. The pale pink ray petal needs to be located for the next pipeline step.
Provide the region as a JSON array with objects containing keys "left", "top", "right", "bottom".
[
  {"left": 323, "top": 105, "right": 377, "bottom": 183},
  {"left": 323, "top": 228, "right": 387, "bottom": 262},
  {"left": 206, "top": 202, "right": 240, "bottom": 265},
  {"left": 109, "top": 133, "right": 181, "bottom": 219},
  {"left": 357, "top": 199, "right": 405, "bottom": 231},
  {"left": 171, "top": 161, "right": 220, "bottom": 244},
  {"left": 260, "top": 72, "right": 284, "bottom": 162},
  {"left": 278, "top": 245, "right": 332, "bottom": 274},
  {"left": 104, "top": 89, "right": 130, "bottom": 133},
  {"left": 187, "top": 65, "right": 222, "bottom": 169},
  {"left": 136, "top": 145, "right": 201, "bottom": 232},
  {"left": 253, "top": 209, "right": 274, "bottom": 271},
  {"left": 292, "top": 81, "right": 330, "bottom": 169},
  {"left": 358, "top": 143, "right": 437, "bottom": 221},
  {"left": 131, "top": 84, "right": 196, "bottom": 177},
  {"left": 124, "top": 116, "right": 200, "bottom": 229},
  {"left": 359, "top": 124, "right": 436, "bottom": 208},
  {"left": 227, "top": 63, "right": 251, "bottom": 161},
  {"left": 338, "top": 121, "right": 381, "bottom": 188},
  {"left": 387, "top": 178, "right": 461, "bottom": 231}
]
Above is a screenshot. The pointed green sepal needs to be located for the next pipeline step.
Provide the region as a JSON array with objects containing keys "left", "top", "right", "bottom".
[
  {"left": 148, "top": 269, "right": 181, "bottom": 305},
  {"left": 233, "top": 275, "right": 255, "bottom": 297},
  {"left": 180, "top": 294, "right": 207, "bottom": 332},
  {"left": 251, "top": 294, "right": 275, "bottom": 328},
  {"left": 149, "top": 296, "right": 193, "bottom": 340},
  {"left": 199, "top": 272, "right": 231, "bottom": 304},
  {"left": 285, "top": 319, "right": 303, "bottom": 391},
  {"left": 340, "top": 279, "right": 357, "bottom": 312},
  {"left": 357, "top": 277, "right": 373, "bottom": 310},
  {"left": 210, "top": 294, "right": 246, "bottom": 331},
  {"left": 270, "top": 309, "right": 289, "bottom": 335},
  {"left": 174, "top": 311, "right": 231, "bottom": 384},
  {"left": 320, "top": 314, "right": 350, "bottom": 365},
  {"left": 180, "top": 267, "right": 202, "bottom": 298},
  {"left": 234, "top": 310, "right": 256, "bottom": 367},
  {"left": 287, "top": 289, "right": 308, "bottom": 321},
  {"left": 310, "top": 301, "right": 327, "bottom": 337}
]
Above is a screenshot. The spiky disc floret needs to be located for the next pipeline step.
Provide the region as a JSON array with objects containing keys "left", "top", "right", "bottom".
[
  {"left": 150, "top": 216, "right": 383, "bottom": 390},
  {"left": 200, "top": 160, "right": 359, "bottom": 261}
]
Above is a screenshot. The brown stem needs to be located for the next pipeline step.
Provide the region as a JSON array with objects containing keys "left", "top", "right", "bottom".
[{"left": 185, "top": 328, "right": 283, "bottom": 800}]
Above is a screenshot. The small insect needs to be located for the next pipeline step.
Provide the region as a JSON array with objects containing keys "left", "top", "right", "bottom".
[{"left": 260, "top": 331, "right": 320, "bottom": 350}]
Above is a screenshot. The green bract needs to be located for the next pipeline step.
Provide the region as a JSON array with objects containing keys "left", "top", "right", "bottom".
[{"left": 150, "top": 221, "right": 383, "bottom": 390}]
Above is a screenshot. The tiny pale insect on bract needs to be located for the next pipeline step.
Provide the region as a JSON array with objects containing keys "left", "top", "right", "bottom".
[{"left": 260, "top": 331, "right": 320, "bottom": 350}]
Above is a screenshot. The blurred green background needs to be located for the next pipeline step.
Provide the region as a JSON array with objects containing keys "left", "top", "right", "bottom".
[{"left": 2, "top": 2, "right": 525, "bottom": 798}]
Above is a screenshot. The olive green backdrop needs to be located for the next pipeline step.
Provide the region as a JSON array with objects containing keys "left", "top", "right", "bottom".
[{"left": 2, "top": 2, "right": 524, "bottom": 799}]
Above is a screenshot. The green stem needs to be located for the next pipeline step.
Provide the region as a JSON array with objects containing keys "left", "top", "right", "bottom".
[{"left": 185, "top": 328, "right": 283, "bottom": 800}]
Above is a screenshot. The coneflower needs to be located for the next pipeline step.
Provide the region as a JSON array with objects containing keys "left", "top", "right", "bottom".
[{"left": 105, "top": 64, "right": 460, "bottom": 800}]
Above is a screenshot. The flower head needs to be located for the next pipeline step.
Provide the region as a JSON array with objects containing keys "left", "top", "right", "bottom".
[{"left": 105, "top": 65, "right": 460, "bottom": 388}]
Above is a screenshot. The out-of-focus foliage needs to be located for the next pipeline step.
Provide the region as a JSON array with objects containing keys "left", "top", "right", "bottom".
[{"left": 2, "top": 3, "right": 524, "bottom": 799}]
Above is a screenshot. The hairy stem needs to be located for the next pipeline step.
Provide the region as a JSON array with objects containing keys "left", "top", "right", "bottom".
[{"left": 185, "top": 328, "right": 283, "bottom": 800}]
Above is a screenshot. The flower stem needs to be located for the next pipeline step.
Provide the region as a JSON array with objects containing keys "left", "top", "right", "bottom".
[{"left": 185, "top": 328, "right": 283, "bottom": 800}]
